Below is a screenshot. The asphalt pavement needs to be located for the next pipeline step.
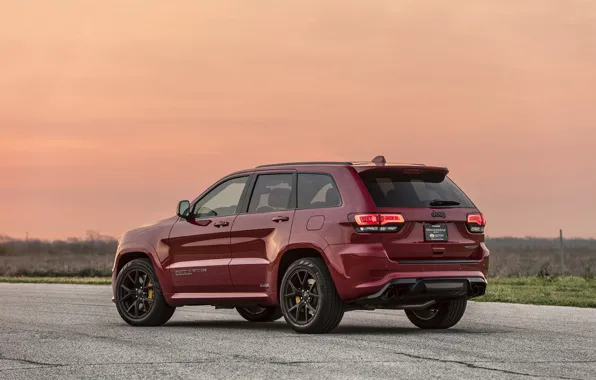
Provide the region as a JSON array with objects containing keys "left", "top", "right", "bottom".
[{"left": 0, "top": 283, "right": 594, "bottom": 379}]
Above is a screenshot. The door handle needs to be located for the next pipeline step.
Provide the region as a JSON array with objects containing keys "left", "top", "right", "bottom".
[
  {"left": 272, "top": 216, "right": 290, "bottom": 223},
  {"left": 213, "top": 221, "right": 230, "bottom": 228}
]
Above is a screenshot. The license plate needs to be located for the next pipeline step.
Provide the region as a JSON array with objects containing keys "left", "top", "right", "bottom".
[{"left": 424, "top": 223, "right": 448, "bottom": 241}]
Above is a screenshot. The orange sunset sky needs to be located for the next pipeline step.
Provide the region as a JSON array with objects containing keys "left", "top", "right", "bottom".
[{"left": 1, "top": 1, "right": 595, "bottom": 239}]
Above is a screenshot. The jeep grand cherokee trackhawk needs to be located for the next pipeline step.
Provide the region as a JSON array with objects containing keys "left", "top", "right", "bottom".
[{"left": 112, "top": 156, "right": 488, "bottom": 334}]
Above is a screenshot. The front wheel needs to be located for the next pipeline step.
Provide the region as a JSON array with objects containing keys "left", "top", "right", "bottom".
[
  {"left": 279, "top": 257, "right": 344, "bottom": 334},
  {"left": 236, "top": 306, "right": 283, "bottom": 322},
  {"left": 115, "top": 258, "right": 175, "bottom": 326},
  {"left": 405, "top": 299, "right": 467, "bottom": 329}
]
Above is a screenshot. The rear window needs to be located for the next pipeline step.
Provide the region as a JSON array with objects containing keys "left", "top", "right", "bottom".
[{"left": 359, "top": 170, "right": 475, "bottom": 208}]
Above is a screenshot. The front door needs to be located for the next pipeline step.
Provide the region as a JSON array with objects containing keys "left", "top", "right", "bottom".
[
  {"left": 230, "top": 173, "right": 296, "bottom": 293},
  {"left": 168, "top": 175, "right": 250, "bottom": 293}
]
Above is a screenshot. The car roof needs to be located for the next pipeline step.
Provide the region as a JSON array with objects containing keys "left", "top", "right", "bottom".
[
  {"left": 223, "top": 156, "right": 448, "bottom": 178},
  {"left": 223, "top": 156, "right": 448, "bottom": 175}
]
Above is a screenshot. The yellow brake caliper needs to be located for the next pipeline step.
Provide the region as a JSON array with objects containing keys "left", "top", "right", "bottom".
[
  {"left": 295, "top": 295, "right": 301, "bottom": 304},
  {"left": 148, "top": 282, "right": 154, "bottom": 300}
]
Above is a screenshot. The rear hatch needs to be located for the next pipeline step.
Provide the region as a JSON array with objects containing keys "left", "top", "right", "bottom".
[{"left": 355, "top": 166, "right": 485, "bottom": 262}]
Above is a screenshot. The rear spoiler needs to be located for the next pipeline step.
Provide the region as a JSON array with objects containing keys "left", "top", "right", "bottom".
[{"left": 354, "top": 165, "right": 449, "bottom": 176}]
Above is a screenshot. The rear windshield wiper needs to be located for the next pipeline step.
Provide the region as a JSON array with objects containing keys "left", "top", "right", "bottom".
[{"left": 429, "top": 199, "right": 461, "bottom": 207}]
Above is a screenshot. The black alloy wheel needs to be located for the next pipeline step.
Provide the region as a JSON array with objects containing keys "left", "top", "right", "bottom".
[
  {"left": 118, "top": 268, "right": 155, "bottom": 319},
  {"left": 279, "top": 257, "right": 344, "bottom": 333},
  {"left": 114, "top": 258, "right": 175, "bottom": 326},
  {"left": 236, "top": 306, "right": 283, "bottom": 322},
  {"left": 410, "top": 306, "right": 440, "bottom": 321},
  {"left": 405, "top": 299, "right": 467, "bottom": 329},
  {"left": 282, "top": 268, "right": 320, "bottom": 325}
]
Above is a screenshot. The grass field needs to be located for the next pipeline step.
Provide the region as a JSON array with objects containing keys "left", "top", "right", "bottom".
[
  {"left": 1, "top": 276, "right": 594, "bottom": 308},
  {"left": 477, "top": 276, "right": 596, "bottom": 308},
  {"left": 0, "top": 276, "right": 111, "bottom": 285}
]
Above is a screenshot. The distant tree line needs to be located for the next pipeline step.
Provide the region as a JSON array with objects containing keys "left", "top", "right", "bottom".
[{"left": 0, "top": 233, "right": 594, "bottom": 278}]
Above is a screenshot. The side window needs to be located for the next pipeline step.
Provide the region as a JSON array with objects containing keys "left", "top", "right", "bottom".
[
  {"left": 192, "top": 176, "right": 248, "bottom": 218},
  {"left": 248, "top": 174, "right": 294, "bottom": 213},
  {"left": 297, "top": 173, "right": 341, "bottom": 209}
]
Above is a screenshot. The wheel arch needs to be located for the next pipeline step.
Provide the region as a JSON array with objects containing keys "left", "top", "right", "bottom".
[
  {"left": 115, "top": 251, "right": 151, "bottom": 275},
  {"left": 114, "top": 245, "right": 174, "bottom": 295},
  {"left": 274, "top": 244, "right": 338, "bottom": 301}
]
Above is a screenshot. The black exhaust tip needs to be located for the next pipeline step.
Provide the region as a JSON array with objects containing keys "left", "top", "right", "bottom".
[
  {"left": 385, "top": 288, "right": 397, "bottom": 299},
  {"left": 395, "top": 288, "right": 406, "bottom": 299},
  {"left": 470, "top": 285, "right": 485, "bottom": 297}
]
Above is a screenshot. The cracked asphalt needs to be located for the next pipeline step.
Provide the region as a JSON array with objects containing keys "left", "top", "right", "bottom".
[{"left": 0, "top": 283, "right": 595, "bottom": 380}]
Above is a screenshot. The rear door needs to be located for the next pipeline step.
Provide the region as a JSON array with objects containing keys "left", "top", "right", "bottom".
[
  {"left": 358, "top": 167, "right": 485, "bottom": 262},
  {"left": 230, "top": 172, "right": 296, "bottom": 292}
]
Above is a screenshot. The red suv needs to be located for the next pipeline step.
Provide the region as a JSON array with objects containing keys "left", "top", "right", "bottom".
[{"left": 112, "top": 156, "right": 488, "bottom": 334}]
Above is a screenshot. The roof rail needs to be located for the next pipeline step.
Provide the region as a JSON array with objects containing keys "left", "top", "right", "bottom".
[
  {"left": 256, "top": 161, "right": 353, "bottom": 168},
  {"left": 256, "top": 156, "right": 428, "bottom": 169}
]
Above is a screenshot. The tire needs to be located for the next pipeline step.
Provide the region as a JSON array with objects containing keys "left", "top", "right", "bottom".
[
  {"left": 115, "top": 258, "right": 175, "bottom": 326},
  {"left": 405, "top": 299, "right": 467, "bottom": 329},
  {"left": 279, "top": 257, "right": 344, "bottom": 334},
  {"left": 236, "top": 306, "right": 283, "bottom": 322}
]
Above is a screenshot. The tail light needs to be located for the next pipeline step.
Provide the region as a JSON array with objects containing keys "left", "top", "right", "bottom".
[
  {"left": 380, "top": 214, "right": 405, "bottom": 224},
  {"left": 352, "top": 213, "right": 405, "bottom": 233},
  {"left": 354, "top": 214, "right": 380, "bottom": 226},
  {"left": 466, "top": 213, "right": 486, "bottom": 233}
]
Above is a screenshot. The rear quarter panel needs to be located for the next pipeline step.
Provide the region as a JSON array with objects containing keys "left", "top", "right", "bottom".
[{"left": 283, "top": 167, "right": 371, "bottom": 298}]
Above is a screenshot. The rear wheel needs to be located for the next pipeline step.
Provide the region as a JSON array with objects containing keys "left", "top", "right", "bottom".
[
  {"left": 115, "top": 258, "right": 175, "bottom": 326},
  {"left": 279, "top": 257, "right": 344, "bottom": 334},
  {"left": 405, "top": 299, "right": 467, "bottom": 329},
  {"left": 236, "top": 306, "right": 283, "bottom": 322}
]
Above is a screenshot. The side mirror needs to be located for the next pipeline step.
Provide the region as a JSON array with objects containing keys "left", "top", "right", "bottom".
[{"left": 176, "top": 200, "right": 191, "bottom": 218}]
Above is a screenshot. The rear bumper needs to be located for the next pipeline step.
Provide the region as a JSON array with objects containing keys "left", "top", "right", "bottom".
[
  {"left": 324, "top": 243, "right": 489, "bottom": 301},
  {"left": 350, "top": 276, "right": 486, "bottom": 308}
]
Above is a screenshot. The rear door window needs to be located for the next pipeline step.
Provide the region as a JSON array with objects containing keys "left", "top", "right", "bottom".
[
  {"left": 359, "top": 170, "right": 475, "bottom": 208},
  {"left": 248, "top": 174, "right": 294, "bottom": 213}
]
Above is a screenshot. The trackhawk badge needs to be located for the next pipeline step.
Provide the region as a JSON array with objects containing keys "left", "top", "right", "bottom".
[{"left": 175, "top": 268, "right": 207, "bottom": 276}]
